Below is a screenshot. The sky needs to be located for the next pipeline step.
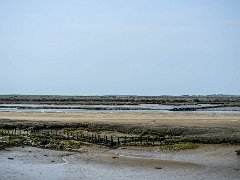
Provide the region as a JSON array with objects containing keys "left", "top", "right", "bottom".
[{"left": 0, "top": 0, "right": 240, "bottom": 96}]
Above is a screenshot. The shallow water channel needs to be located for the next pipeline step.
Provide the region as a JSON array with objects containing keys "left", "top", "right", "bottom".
[{"left": 1, "top": 103, "right": 240, "bottom": 114}]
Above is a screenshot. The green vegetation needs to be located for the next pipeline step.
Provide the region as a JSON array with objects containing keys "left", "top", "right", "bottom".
[
  {"left": 29, "top": 136, "right": 86, "bottom": 150},
  {"left": 159, "top": 142, "right": 199, "bottom": 151},
  {"left": 1, "top": 127, "right": 239, "bottom": 152},
  {"left": 0, "top": 135, "right": 24, "bottom": 149},
  {"left": 62, "top": 128, "right": 78, "bottom": 132}
]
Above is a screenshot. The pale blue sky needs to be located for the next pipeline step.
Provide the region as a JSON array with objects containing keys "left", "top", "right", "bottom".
[{"left": 0, "top": 0, "right": 240, "bottom": 95}]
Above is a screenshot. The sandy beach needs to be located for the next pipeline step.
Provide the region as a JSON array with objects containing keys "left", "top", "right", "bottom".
[{"left": 1, "top": 111, "right": 240, "bottom": 127}]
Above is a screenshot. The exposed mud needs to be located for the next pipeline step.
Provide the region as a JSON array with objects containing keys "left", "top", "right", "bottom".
[{"left": 0, "top": 145, "right": 239, "bottom": 180}]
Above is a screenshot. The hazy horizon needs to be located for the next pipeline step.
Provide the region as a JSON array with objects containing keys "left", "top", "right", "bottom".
[
  {"left": 0, "top": 93, "right": 239, "bottom": 97},
  {"left": 1, "top": 0, "right": 240, "bottom": 96}
]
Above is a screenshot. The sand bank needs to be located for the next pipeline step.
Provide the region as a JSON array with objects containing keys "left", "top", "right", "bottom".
[{"left": 0, "top": 111, "right": 240, "bottom": 127}]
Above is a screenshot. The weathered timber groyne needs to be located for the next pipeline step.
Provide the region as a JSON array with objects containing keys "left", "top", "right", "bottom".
[{"left": 0, "top": 128, "right": 168, "bottom": 148}]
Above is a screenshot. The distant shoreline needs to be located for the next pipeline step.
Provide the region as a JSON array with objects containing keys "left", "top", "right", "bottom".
[{"left": 0, "top": 95, "right": 240, "bottom": 107}]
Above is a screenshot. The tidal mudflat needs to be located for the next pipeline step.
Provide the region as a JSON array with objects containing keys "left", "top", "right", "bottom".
[{"left": 0, "top": 145, "right": 239, "bottom": 180}]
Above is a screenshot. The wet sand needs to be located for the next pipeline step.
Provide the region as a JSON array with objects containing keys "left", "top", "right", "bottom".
[
  {"left": 1, "top": 111, "right": 240, "bottom": 127},
  {"left": 0, "top": 145, "right": 239, "bottom": 180}
]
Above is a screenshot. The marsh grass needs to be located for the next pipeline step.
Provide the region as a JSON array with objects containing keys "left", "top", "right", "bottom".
[
  {"left": 0, "top": 135, "right": 24, "bottom": 149},
  {"left": 159, "top": 142, "right": 199, "bottom": 151}
]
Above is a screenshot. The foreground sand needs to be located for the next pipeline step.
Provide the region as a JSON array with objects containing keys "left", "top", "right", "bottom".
[
  {"left": 0, "top": 145, "right": 239, "bottom": 180},
  {"left": 1, "top": 111, "right": 240, "bottom": 127}
]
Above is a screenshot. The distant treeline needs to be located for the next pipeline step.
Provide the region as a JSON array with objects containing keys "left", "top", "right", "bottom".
[{"left": 0, "top": 95, "right": 240, "bottom": 106}]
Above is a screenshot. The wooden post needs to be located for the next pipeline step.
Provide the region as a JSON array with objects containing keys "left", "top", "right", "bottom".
[
  {"left": 98, "top": 135, "right": 100, "bottom": 144},
  {"left": 147, "top": 136, "right": 149, "bottom": 146},
  {"left": 94, "top": 135, "right": 97, "bottom": 143},
  {"left": 105, "top": 135, "right": 108, "bottom": 144},
  {"left": 152, "top": 137, "right": 155, "bottom": 146},
  {"left": 118, "top": 137, "right": 120, "bottom": 147},
  {"left": 111, "top": 136, "right": 113, "bottom": 146}
]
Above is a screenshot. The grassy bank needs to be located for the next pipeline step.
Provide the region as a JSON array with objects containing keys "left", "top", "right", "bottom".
[
  {"left": 1, "top": 118, "right": 240, "bottom": 145},
  {"left": 1, "top": 126, "right": 240, "bottom": 153}
]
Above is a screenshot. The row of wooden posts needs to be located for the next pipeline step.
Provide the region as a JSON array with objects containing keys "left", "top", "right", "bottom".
[{"left": 0, "top": 128, "right": 167, "bottom": 147}]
